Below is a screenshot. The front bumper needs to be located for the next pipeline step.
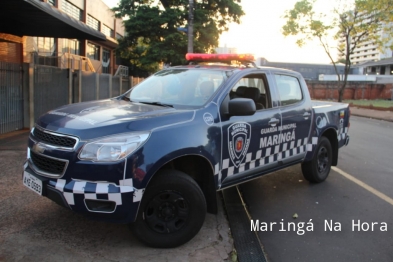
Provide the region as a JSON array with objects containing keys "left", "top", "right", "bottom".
[{"left": 23, "top": 164, "right": 143, "bottom": 223}]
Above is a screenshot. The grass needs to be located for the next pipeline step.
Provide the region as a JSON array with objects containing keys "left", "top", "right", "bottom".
[{"left": 344, "top": 99, "right": 393, "bottom": 108}]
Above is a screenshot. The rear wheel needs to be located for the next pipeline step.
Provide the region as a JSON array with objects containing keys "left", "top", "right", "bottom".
[
  {"left": 130, "top": 170, "right": 206, "bottom": 248},
  {"left": 302, "top": 136, "right": 332, "bottom": 183}
]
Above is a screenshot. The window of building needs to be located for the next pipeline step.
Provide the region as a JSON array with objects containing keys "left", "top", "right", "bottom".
[
  {"left": 34, "top": 37, "right": 56, "bottom": 55},
  {"left": 48, "top": 0, "right": 56, "bottom": 6},
  {"left": 87, "top": 15, "right": 100, "bottom": 31},
  {"left": 102, "top": 49, "right": 111, "bottom": 74},
  {"left": 275, "top": 74, "right": 303, "bottom": 106},
  {"left": 62, "top": 0, "right": 82, "bottom": 21},
  {"left": 87, "top": 43, "right": 100, "bottom": 60},
  {"left": 116, "top": 33, "right": 123, "bottom": 39},
  {"left": 62, "top": 39, "right": 80, "bottom": 55},
  {"left": 102, "top": 24, "right": 114, "bottom": 38}
]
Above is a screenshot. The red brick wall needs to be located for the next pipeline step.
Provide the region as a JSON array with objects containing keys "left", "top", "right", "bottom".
[
  {"left": 306, "top": 81, "right": 392, "bottom": 100},
  {"left": 0, "top": 34, "right": 23, "bottom": 64}
]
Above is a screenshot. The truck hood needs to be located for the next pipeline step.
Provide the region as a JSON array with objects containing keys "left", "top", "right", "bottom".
[{"left": 36, "top": 99, "right": 195, "bottom": 140}]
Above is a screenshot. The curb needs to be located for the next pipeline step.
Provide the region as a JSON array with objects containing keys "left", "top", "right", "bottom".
[
  {"left": 223, "top": 186, "right": 267, "bottom": 262},
  {"left": 351, "top": 113, "right": 393, "bottom": 122}
]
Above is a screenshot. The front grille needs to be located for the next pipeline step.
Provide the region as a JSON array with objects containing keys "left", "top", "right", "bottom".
[
  {"left": 33, "top": 128, "right": 77, "bottom": 148},
  {"left": 30, "top": 151, "right": 67, "bottom": 176}
]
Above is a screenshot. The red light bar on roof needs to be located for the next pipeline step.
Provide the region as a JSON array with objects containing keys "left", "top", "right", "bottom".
[{"left": 185, "top": 53, "right": 255, "bottom": 62}]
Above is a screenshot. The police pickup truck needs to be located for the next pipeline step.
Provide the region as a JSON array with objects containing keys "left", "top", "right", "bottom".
[{"left": 23, "top": 53, "right": 350, "bottom": 248}]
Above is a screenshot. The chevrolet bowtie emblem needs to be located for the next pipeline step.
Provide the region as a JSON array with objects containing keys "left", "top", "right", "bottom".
[{"left": 32, "top": 143, "right": 46, "bottom": 154}]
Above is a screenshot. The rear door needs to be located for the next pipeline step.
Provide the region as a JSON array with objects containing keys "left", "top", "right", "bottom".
[{"left": 273, "top": 73, "right": 313, "bottom": 164}]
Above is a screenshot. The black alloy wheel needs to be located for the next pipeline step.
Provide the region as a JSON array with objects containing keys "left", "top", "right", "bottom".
[
  {"left": 130, "top": 169, "right": 206, "bottom": 248},
  {"left": 302, "top": 136, "right": 332, "bottom": 183},
  {"left": 144, "top": 191, "right": 189, "bottom": 234}
]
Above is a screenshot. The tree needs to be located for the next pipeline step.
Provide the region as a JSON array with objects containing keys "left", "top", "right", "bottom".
[
  {"left": 113, "top": 0, "right": 244, "bottom": 77},
  {"left": 282, "top": 0, "right": 393, "bottom": 102}
]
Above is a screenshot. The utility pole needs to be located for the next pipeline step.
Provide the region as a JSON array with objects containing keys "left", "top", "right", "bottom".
[{"left": 188, "top": 0, "right": 194, "bottom": 53}]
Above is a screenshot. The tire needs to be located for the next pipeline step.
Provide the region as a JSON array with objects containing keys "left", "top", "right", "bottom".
[
  {"left": 301, "top": 136, "right": 332, "bottom": 183},
  {"left": 130, "top": 170, "right": 207, "bottom": 248}
]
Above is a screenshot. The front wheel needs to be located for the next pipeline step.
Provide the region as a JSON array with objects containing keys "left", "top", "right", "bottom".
[
  {"left": 130, "top": 170, "right": 206, "bottom": 248},
  {"left": 301, "top": 136, "right": 332, "bottom": 183}
]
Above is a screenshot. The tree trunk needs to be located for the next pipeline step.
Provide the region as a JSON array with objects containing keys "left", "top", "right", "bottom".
[{"left": 338, "top": 86, "right": 345, "bottom": 102}]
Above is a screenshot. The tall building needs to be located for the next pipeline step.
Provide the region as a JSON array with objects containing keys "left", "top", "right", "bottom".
[{"left": 337, "top": 19, "right": 393, "bottom": 65}]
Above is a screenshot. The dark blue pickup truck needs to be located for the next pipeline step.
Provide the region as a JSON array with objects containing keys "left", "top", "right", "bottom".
[{"left": 23, "top": 54, "right": 350, "bottom": 247}]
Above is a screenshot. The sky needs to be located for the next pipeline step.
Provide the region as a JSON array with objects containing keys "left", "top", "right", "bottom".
[{"left": 102, "top": 0, "right": 339, "bottom": 64}]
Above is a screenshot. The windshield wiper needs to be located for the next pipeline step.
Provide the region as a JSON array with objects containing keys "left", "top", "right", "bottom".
[
  {"left": 122, "top": 96, "right": 131, "bottom": 102},
  {"left": 138, "top": 101, "right": 174, "bottom": 108}
]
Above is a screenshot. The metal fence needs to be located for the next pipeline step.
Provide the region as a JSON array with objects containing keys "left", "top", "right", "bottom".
[
  {"left": 0, "top": 62, "right": 23, "bottom": 134},
  {"left": 1, "top": 60, "right": 143, "bottom": 134},
  {"left": 99, "top": 74, "right": 111, "bottom": 99},
  {"left": 34, "top": 65, "right": 69, "bottom": 121},
  {"left": 73, "top": 72, "right": 139, "bottom": 102}
]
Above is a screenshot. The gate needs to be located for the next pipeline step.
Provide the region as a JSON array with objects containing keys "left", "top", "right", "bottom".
[{"left": 0, "top": 62, "right": 23, "bottom": 134}]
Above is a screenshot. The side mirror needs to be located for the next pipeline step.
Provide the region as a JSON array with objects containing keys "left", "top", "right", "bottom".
[{"left": 228, "top": 98, "right": 256, "bottom": 116}]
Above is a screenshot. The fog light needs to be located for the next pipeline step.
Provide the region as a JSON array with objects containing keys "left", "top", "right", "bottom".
[{"left": 85, "top": 199, "right": 116, "bottom": 213}]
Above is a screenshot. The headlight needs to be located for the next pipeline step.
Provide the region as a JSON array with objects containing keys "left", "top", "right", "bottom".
[{"left": 79, "top": 132, "right": 150, "bottom": 162}]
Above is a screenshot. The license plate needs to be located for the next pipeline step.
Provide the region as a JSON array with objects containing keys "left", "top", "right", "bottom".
[{"left": 23, "top": 171, "right": 43, "bottom": 195}]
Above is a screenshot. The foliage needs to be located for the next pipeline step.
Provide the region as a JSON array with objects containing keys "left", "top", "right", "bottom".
[
  {"left": 282, "top": 0, "right": 393, "bottom": 102},
  {"left": 113, "top": 0, "right": 244, "bottom": 77}
]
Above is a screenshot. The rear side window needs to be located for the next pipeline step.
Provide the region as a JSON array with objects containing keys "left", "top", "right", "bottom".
[{"left": 274, "top": 74, "right": 303, "bottom": 106}]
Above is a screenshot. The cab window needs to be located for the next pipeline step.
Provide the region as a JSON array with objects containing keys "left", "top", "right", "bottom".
[
  {"left": 229, "top": 74, "right": 271, "bottom": 110},
  {"left": 275, "top": 75, "right": 303, "bottom": 106}
]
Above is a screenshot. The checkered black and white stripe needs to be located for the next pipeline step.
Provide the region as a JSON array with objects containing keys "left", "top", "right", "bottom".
[
  {"left": 337, "top": 127, "right": 349, "bottom": 141},
  {"left": 216, "top": 137, "right": 317, "bottom": 181},
  {"left": 50, "top": 179, "right": 144, "bottom": 206}
]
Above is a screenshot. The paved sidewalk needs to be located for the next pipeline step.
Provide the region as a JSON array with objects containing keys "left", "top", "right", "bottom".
[{"left": 350, "top": 106, "right": 393, "bottom": 122}]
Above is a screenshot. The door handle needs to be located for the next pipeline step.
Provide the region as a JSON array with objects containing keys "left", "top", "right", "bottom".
[
  {"left": 303, "top": 112, "right": 311, "bottom": 119},
  {"left": 268, "top": 118, "right": 280, "bottom": 127}
]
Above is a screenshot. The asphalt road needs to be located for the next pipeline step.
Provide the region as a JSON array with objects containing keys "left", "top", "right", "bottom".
[{"left": 239, "top": 116, "right": 393, "bottom": 261}]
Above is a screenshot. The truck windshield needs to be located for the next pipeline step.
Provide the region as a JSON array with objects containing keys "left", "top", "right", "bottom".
[{"left": 125, "top": 69, "right": 226, "bottom": 107}]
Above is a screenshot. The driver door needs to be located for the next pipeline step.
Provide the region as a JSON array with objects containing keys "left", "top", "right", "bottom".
[{"left": 219, "top": 72, "right": 282, "bottom": 188}]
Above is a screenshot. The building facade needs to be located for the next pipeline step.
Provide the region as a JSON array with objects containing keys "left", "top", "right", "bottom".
[
  {"left": 337, "top": 18, "right": 393, "bottom": 66},
  {"left": 1, "top": 0, "right": 125, "bottom": 75},
  {"left": 0, "top": 0, "right": 127, "bottom": 134},
  {"left": 346, "top": 38, "right": 392, "bottom": 66}
]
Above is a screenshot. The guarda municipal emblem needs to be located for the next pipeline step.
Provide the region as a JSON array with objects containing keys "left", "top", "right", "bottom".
[{"left": 228, "top": 122, "right": 251, "bottom": 168}]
